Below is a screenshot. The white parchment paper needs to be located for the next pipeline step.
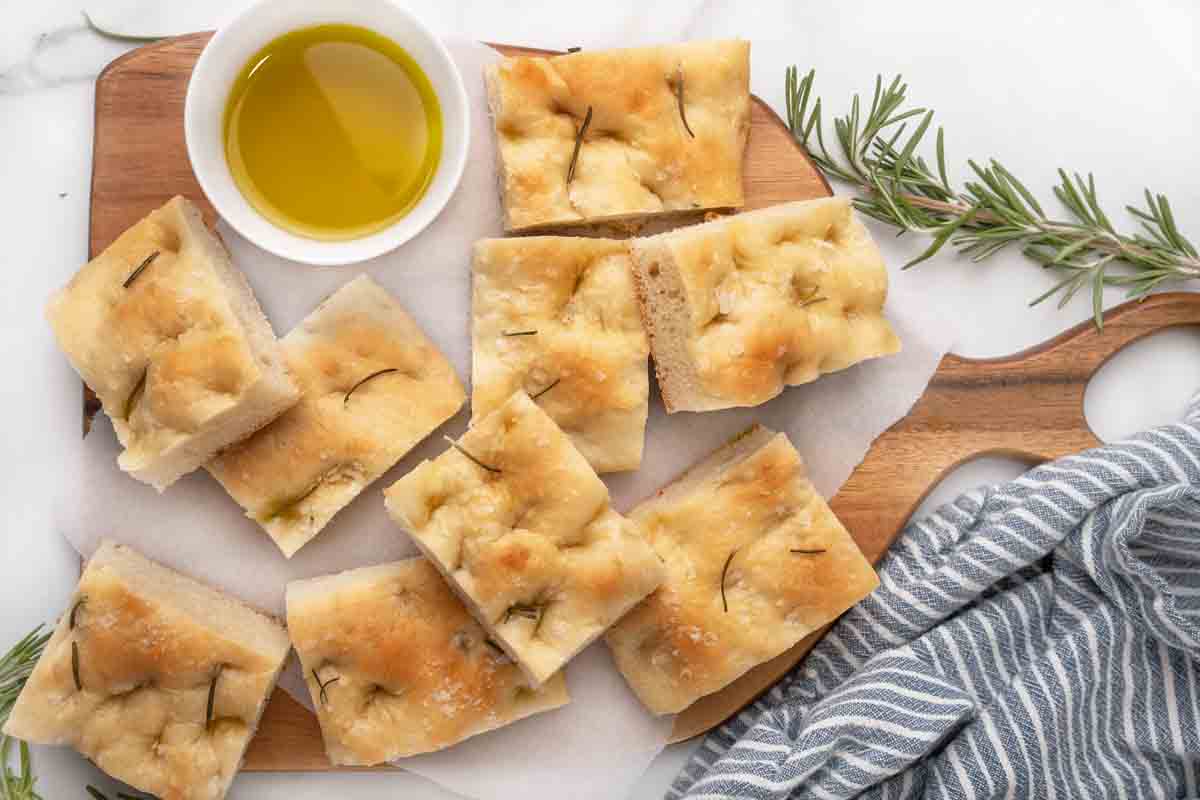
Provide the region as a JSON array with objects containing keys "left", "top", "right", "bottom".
[{"left": 53, "top": 38, "right": 954, "bottom": 800}]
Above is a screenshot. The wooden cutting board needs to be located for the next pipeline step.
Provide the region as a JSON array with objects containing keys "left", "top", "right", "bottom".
[{"left": 87, "top": 33, "right": 1200, "bottom": 768}]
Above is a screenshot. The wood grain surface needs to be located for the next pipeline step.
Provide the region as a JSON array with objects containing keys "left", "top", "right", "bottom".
[{"left": 86, "top": 33, "right": 1200, "bottom": 768}]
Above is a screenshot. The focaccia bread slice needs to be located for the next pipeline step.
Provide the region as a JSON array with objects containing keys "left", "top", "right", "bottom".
[
  {"left": 629, "top": 197, "right": 902, "bottom": 412},
  {"left": 605, "top": 426, "right": 878, "bottom": 714},
  {"left": 384, "top": 391, "right": 664, "bottom": 684},
  {"left": 287, "top": 558, "right": 569, "bottom": 765},
  {"left": 3, "top": 541, "right": 290, "bottom": 800},
  {"left": 485, "top": 40, "right": 750, "bottom": 232},
  {"left": 472, "top": 237, "right": 648, "bottom": 473},
  {"left": 45, "top": 196, "right": 299, "bottom": 490},
  {"left": 208, "top": 275, "right": 465, "bottom": 557}
]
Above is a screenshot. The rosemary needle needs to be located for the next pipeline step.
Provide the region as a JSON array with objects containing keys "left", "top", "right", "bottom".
[
  {"left": 122, "top": 250, "right": 159, "bottom": 288},
  {"left": 566, "top": 106, "right": 593, "bottom": 185},
  {"left": 531, "top": 378, "right": 560, "bottom": 401},
  {"left": 206, "top": 664, "right": 224, "bottom": 727},
  {"left": 313, "top": 668, "right": 339, "bottom": 706},
  {"left": 502, "top": 329, "right": 538, "bottom": 337},
  {"left": 675, "top": 66, "right": 695, "bottom": 138},
  {"left": 720, "top": 548, "right": 740, "bottom": 613},
  {"left": 443, "top": 436, "right": 502, "bottom": 473},
  {"left": 790, "top": 548, "right": 828, "bottom": 555},
  {"left": 69, "top": 596, "right": 86, "bottom": 629},
  {"left": 71, "top": 641, "right": 82, "bottom": 691},
  {"left": 344, "top": 368, "right": 400, "bottom": 406}
]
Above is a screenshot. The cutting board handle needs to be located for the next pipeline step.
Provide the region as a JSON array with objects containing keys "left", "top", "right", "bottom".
[{"left": 834, "top": 290, "right": 1200, "bottom": 558}]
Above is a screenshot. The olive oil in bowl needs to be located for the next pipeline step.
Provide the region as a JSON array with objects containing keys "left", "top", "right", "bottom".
[{"left": 224, "top": 24, "right": 442, "bottom": 241}]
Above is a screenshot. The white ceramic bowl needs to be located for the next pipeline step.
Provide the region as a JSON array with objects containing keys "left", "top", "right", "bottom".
[{"left": 185, "top": 0, "right": 468, "bottom": 266}]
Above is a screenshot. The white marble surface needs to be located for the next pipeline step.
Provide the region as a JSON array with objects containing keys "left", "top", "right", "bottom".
[{"left": 1, "top": 1, "right": 1197, "bottom": 798}]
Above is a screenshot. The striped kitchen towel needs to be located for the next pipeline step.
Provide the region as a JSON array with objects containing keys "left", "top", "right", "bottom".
[{"left": 670, "top": 392, "right": 1200, "bottom": 800}]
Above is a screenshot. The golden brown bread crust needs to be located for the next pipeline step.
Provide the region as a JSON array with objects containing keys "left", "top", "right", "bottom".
[
  {"left": 604, "top": 426, "right": 879, "bottom": 714},
  {"left": 471, "top": 237, "right": 648, "bottom": 472},
  {"left": 45, "top": 196, "right": 298, "bottom": 488},
  {"left": 3, "top": 541, "right": 290, "bottom": 800},
  {"left": 208, "top": 276, "right": 465, "bottom": 557},
  {"left": 287, "top": 559, "right": 569, "bottom": 765},
  {"left": 628, "top": 198, "right": 902, "bottom": 412},
  {"left": 485, "top": 41, "right": 750, "bottom": 231},
  {"left": 383, "top": 392, "right": 664, "bottom": 684}
]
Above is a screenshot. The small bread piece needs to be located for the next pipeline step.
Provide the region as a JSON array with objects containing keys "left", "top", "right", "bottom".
[
  {"left": 384, "top": 392, "right": 664, "bottom": 684},
  {"left": 629, "top": 197, "right": 901, "bottom": 412},
  {"left": 208, "top": 276, "right": 465, "bottom": 557},
  {"left": 472, "top": 237, "right": 649, "bottom": 472},
  {"left": 485, "top": 41, "right": 750, "bottom": 232},
  {"left": 3, "top": 541, "right": 290, "bottom": 800},
  {"left": 605, "top": 426, "right": 878, "bottom": 714},
  {"left": 287, "top": 559, "right": 569, "bottom": 764},
  {"left": 45, "top": 196, "right": 299, "bottom": 490}
]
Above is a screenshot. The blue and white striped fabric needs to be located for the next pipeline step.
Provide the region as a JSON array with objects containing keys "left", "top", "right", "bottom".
[{"left": 670, "top": 393, "right": 1200, "bottom": 800}]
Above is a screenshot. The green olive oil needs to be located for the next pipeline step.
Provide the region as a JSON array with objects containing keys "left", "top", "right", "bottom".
[{"left": 223, "top": 24, "right": 442, "bottom": 240}]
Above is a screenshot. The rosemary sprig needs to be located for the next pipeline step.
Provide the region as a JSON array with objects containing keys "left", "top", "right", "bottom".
[
  {"left": 566, "top": 106, "right": 593, "bottom": 185},
  {"left": 205, "top": 664, "right": 223, "bottom": 727},
  {"left": 675, "top": 66, "right": 695, "bottom": 138},
  {"left": 2, "top": 737, "right": 40, "bottom": 800},
  {"left": 121, "top": 251, "right": 159, "bottom": 289},
  {"left": 720, "top": 549, "right": 739, "bottom": 613},
  {"left": 784, "top": 67, "right": 1199, "bottom": 328},
  {"left": 343, "top": 368, "right": 400, "bottom": 406},
  {"left": 443, "top": 436, "right": 502, "bottom": 474},
  {"left": 0, "top": 627, "right": 48, "bottom": 728},
  {"left": 530, "top": 378, "right": 560, "bottom": 401},
  {"left": 312, "top": 669, "right": 339, "bottom": 706},
  {"left": 1, "top": 626, "right": 50, "bottom": 800}
]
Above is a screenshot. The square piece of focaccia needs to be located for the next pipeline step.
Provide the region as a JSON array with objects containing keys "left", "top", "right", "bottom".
[
  {"left": 472, "top": 237, "right": 648, "bottom": 473},
  {"left": 383, "top": 391, "right": 665, "bottom": 685},
  {"left": 208, "top": 275, "right": 466, "bottom": 558},
  {"left": 287, "top": 558, "right": 570, "bottom": 765},
  {"left": 605, "top": 426, "right": 879, "bottom": 714},
  {"left": 628, "top": 197, "right": 902, "bottom": 412},
  {"left": 45, "top": 196, "right": 299, "bottom": 490},
  {"left": 2, "top": 541, "right": 291, "bottom": 800},
  {"left": 485, "top": 41, "right": 750, "bottom": 232}
]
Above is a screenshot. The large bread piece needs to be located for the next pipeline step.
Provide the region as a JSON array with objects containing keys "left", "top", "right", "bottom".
[
  {"left": 628, "top": 197, "right": 901, "bottom": 412},
  {"left": 471, "top": 237, "right": 648, "bottom": 472},
  {"left": 287, "top": 558, "right": 569, "bottom": 765},
  {"left": 208, "top": 275, "right": 466, "bottom": 557},
  {"left": 45, "top": 196, "right": 299, "bottom": 489},
  {"left": 384, "top": 391, "right": 664, "bottom": 684},
  {"left": 485, "top": 41, "right": 750, "bottom": 232},
  {"left": 605, "top": 426, "right": 879, "bottom": 714},
  {"left": 3, "top": 541, "right": 291, "bottom": 800}
]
